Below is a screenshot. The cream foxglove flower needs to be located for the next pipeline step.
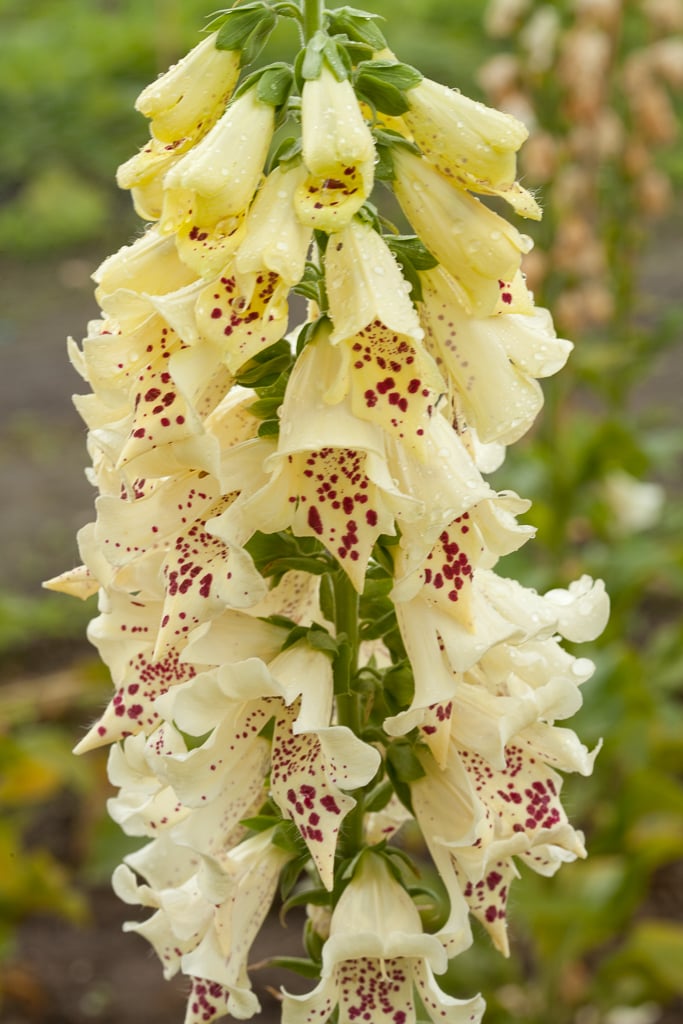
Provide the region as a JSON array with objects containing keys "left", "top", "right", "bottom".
[
  {"left": 194, "top": 261, "right": 290, "bottom": 373},
  {"left": 135, "top": 33, "right": 241, "bottom": 144},
  {"left": 157, "top": 644, "right": 380, "bottom": 889},
  {"left": 115, "top": 828, "right": 290, "bottom": 1024},
  {"left": 324, "top": 219, "right": 445, "bottom": 455},
  {"left": 94, "top": 228, "right": 197, "bottom": 309},
  {"left": 282, "top": 853, "right": 485, "bottom": 1024},
  {"left": 393, "top": 148, "right": 532, "bottom": 317},
  {"left": 296, "top": 64, "right": 376, "bottom": 230},
  {"left": 419, "top": 265, "right": 572, "bottom": 445},
  {"left": 212, "top": 324, "right": 420, "bottom": 589},
  {"left": 234, "top": 163, "right": 313, "bottom": 293},
  {"left": 325, "top": 218, "right": 422, "bottom": 345},
  {"left": 161, "top": 88, "right": 275, "bottom": 273},
  {"left": 412, "top": 722, "right": 595, "bottom": 956},
  {"left": 403, "top": 76, "right": 541, "bottom": 218}
]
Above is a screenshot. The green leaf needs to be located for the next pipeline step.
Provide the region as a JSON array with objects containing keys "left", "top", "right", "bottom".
[
  {"left": 386, "top": 739, "right": 426, "bottom": 783},
  {"left": 383, "top": 662, "right": 415, "bottom": 714},
  {"left": 241, "top": 814, "right": 282, "bottom": 833},
  {"left": 279, "top": 852, "right": 309, "bottom": 900},
  {"left": 386, "top": 235, "right": 438, "bottom": 271},
  {"left": 215, "top": 4, "right": 277, "bottom": 65},
  {"left": 355, "top": 60, "right": 423, "bottom": 116},
  {"left": 256, "top": 63, "right": 294, "bottom": 108},
  {"left": 365, "top": 779, "right": 393, "bottom": 813},
  {"left": 235, "top": 339, "right": 294, "bottom": 388},
  {"left": 270, "top": 134, "right": 303, "bottom": 172},
  {"left": 257, "top": 418, "right": 280, "bottom": 437},
  {"left": 301, "top": 30, "right": 327, "bottom": 81},
  {"left": 326, "top": 6, "right": 387, "bottom": 50},
  {"left": 322, "top": 37, "right": 352, "bottom": 81}
]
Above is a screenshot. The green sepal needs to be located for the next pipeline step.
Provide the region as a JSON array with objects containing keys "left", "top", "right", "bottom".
[
  {"left": 269, "top": 956, "right": 322, "bottom": 979},
  {"left": 234, "top": 62, "right": 294, "bottom": 110},
  {"left": 386, "top": 738, "right": 426, "bottom": 783},
  {"left": 384, "top": 235, "right": 437, "bottom": 305},
  {"left": 382, "top": 661, "right": 415, "bottom": 715},
  {"left": 281, "top": 623, "right": 341, "bottom": 657},
  {"left": 355, "top": 201, "right": 382, "bottom": 233},
  {"left": 299, "top": 31, "right": 352, "bottom": 83},
  {"left": 281, "top": 885, "right": 332, "bottom": 919},
  {"left": 303, "top": 917, "right": 325, "bottom": 962},
  {"left": 235, "top": 338, "right": 294, "bottom": 388},
  {"left": 323, "top": 36, "right": 352, "bottom": 81},
  {"left": 386, "top": 235, "right": 438, "bottom": 271},
  {"left": 295, "top": 318, "right": 324, "bottom": 356},
  {"left": 246, "top": 530, "right": 330, "bottom": 583},
  {"left": 292, "top": 262, "right": 326, "bottom": 305},
  {"left": 354, "top": 60, "right": 423, "bottom": 116},
  {"left": 269, "top": 134, "right": 303, "bottom": 173},
  {"left": 273, "top": 819, "right": 308, "bottom": 854},
  {"left": 372, "top": 127, "right": 420, "bottom": 183},
  {"left": 365, "top": 778, "right": 394, "bottom": 813},
  {"left": 257, "top": 418, "right": 280, "bottom": 437},
  {"left": 279, "top": 852, "right": 310, "bottom": 900},
  {"left": 326, "top": 6, "right": 387, "bottom": 50},
  {"left": 214, "top": 3, "right": 278, "bottom": 66},
  {"left": 240, "top": 813, "right": 282, "bottom": 833}
]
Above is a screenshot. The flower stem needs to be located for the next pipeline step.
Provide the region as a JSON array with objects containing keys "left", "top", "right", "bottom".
[
  {"left": 302, "top": 0, "right": 324, "bottom": 41},
  {"left": 332, "top": 570, "right": 365, "bottom": 855}
]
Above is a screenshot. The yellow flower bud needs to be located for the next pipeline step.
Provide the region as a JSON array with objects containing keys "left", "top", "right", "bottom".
[
  {"left": 135, "top": 33, "right": 241, "bottom": 143},
  {"left": 393, "top": 149, "right": 531, "bottom": 317},
  {"left": 296, "top": 65, "right": 375, "bottom": 231}
]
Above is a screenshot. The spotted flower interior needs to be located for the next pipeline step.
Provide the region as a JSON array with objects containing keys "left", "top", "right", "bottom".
[{"left": 47, "top": 4, "right": 609, "bottom": 1023}]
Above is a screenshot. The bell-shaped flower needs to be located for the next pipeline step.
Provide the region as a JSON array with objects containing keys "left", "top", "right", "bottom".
[
  {"left": 135, "top": 33, "right": 240, "bottom": 144},
  {"left": 73, "top": 589, "right": 197, "bottom": 753},
  {"left": 412, "top": 720, "right": 595, "bottom": 956},
  {"left": 161, "top": 87, "right": 275, "bottom": 273},
  {"left": 159, "top": 643, "right": 380, "bottom": 889},
  {"left": 393, "top": 149, "right": 531, "bottom": 317},
  {"left": 325, "top": 219, "right": 422, "bottom": 346},
  {"left": 212, "top": 324, "right": 420, "bottom": 590},
  {"left": 153, "top": 490, "right": 268, "bottom": 660},
  {"left": 106, "top": 728, "right": 190, "bottom": 837},
  {"left": 282, "top": 853, "right": 485, "bottom": 1024},
  {"left": 194, "top": 261, "right": 289, "bottom": 373},
  {"left": 116, "top": 135, "right": 195, "bottom": 222},
  {"left": 403, "top": 77, "right": 541, "bottom": 218},
  {"left": 115, "top": 827, "right": 290, "bottom": 1024},
  {"left": 324, "top": 220, "right": 444, "bottom": 456},
  {"left": 93, "top": 227, "right": 197, "bottom": 311},
  {"left": 419, "top": 266, "right": 572, "bottom": 445},
  {"left": 234, "top": 162, "right": 313, "bottom": 294},
  {"left": 296, "top": 64, "right": 376, "bottom": 231}
]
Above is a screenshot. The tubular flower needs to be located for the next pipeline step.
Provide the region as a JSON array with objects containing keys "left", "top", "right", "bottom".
[
  {"left": 282, "top": 854, "right": 485, "bottom": 1024},
  {"left": 296, "top": 64, "right": 376, "bottom": 230},
  {"left": 393, "top": 148, "right": 532, "bottom": 316},
  {"left": 403, "top": 76, "right": 541, "bottom": 218},
  {"left": 135, "top": 33, "right": 241, "bottom": 144},
  {"left": 418, "top": 265, "right": 572, "bottom": 445},
  {"left": 53, "top": 9, "right": 609, "bottom": 1024},
  {"left": 161, "top": 87, "right": 275, "bottom": 274}
]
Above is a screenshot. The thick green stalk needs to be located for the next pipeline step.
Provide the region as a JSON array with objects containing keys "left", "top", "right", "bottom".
[
  {"left": 303, "top": 0, "right": 324, "bottom": 40},
  {"left": 331, "top": 569, "right": 365, "bottom": 855}
]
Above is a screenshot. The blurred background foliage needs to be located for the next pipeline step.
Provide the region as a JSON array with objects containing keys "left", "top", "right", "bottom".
[{"left": 0, "top": 1, "right": 682, "bottom": 1023}]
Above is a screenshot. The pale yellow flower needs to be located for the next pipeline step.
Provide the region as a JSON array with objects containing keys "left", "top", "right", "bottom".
[
  {"left": 296, "top": 65, "right": 375, "bottom": 231},
  {"left": 234, "top": 163, "right": 313, "bottom": 293},
  {"left": 403, "top": 77, "right": 541, "bottom": 219},
  {"left": 135, "top": 33, "right": 241, "bottom": 144},
  {"left": 161, "top": 88, "right": 274, "bottom": 272},
  {"left": 393, "top": 149, "right": 531, "bottom": 317}
]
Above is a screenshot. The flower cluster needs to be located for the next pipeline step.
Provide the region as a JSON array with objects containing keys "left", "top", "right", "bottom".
[{"left": 48, "top": 5, "right": 608, "bottom": 1023}]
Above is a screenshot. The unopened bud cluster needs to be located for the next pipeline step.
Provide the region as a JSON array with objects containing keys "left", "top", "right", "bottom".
[{"left": 48, "top": 4, "right": 608, "bottom": 1023}]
